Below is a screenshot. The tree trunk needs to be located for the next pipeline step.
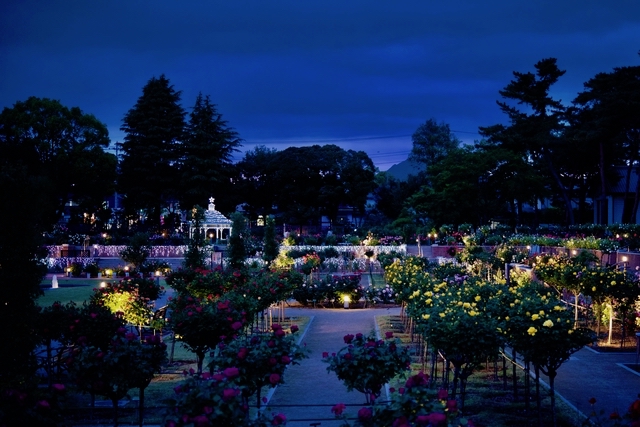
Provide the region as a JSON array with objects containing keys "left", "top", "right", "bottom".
[
  {"left": 549, "top": 370, "right": 558, "bottom": 427},
  {"left": 138, "top": 387, "right": 146, "bottom": 427},
  {"left": 535, "top": 365, "right": 541, "bottom": 427},
  {"left": 112, "top": 398, "right": 119, "bottom": 427},
  {"left": 543, "top": 151, "right": 574, "bottom": 225},
  {"left": 574, "top": 290, "right": 580, "bottom": 327}
]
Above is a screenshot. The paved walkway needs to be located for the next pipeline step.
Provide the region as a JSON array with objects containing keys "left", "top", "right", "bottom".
[
  {"left": 265, "top": 305, "right": 640, "bottom": 426},
  {"left": 542, "top": 346, "right": 640, "bottom": 420},
  {"left": 266, "top": 306, "right": 402, "bottom": 426}
]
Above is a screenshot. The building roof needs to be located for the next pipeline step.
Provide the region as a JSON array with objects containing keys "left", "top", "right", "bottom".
[{"left": 203, "top": 197, "right": 232, "bottom": 226}]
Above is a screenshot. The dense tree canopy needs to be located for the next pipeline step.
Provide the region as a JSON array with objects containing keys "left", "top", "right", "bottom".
[
  {"left": 409, "top": 118, "right": 460, "bottom": 169},
  {"left": 236, "top": 144, "right": 375, "bottom": 229},
  {"left": 119, "top": 75, "right": 186, "bottom": 228},
  {"left": 572, "top": 65, "right": 640, "bottom": 223},
  {"left": 179, "top": 93, "right": 241, "bottom": 213},
  {"left": 0, "top": 96, "right": 116, "bottom": 226}
]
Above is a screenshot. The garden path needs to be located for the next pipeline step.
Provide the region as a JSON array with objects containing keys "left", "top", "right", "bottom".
[
  {"left": 540, "top": 346, "right": 640, "bottom": 421},
  {"left": 268, "top": 304, "right": 640, "bottom": 426},
  {"left": 265, "top": 306, "right": 402, "bottom": 427}
]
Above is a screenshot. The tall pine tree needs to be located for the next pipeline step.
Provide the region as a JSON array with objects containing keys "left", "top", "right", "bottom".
[
  {"left": 179, "top": 93, "right": 241, "bottom": 212},
  {"left": 119, "top": 75, "right": 185, "bottom": 229}
]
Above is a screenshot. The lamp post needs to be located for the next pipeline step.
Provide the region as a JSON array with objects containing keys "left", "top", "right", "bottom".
[{"left": 155, "top": 270, "right": 161, "bottom": 286}]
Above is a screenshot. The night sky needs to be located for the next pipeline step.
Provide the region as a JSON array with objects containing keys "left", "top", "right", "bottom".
[{"left": 1, "top": 1, "right": 639, "bottom": 170}]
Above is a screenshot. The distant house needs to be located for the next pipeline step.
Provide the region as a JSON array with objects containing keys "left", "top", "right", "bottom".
[{"left": 596, "top": 167, "right": 640, "bottom": 225}]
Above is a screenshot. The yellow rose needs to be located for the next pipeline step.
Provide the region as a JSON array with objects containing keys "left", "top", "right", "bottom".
[
  {"left": 543, "top": 320, "right": 554, "bottom": 328},
  {"left": 531, "top": 314, "right": 540, "bottom": 321},
  {"left": 527, "top": 327, "right": 537, "bottom": 336},
  {"left": 439, "top": 312, "right": 446, "bottom": 318},
  {"left": 475, "top": 295, "right": 481, "bottom": 302},
  {"left": 422, "top": 314, "right": 430, "bottom": 320}
]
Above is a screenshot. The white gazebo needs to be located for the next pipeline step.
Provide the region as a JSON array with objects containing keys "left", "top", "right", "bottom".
[{"left": 190, "top": 197, "right": 232, "bottom": 242}]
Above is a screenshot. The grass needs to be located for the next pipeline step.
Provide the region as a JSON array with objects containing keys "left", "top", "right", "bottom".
[
  {"left": 38, "top": 284, "right": 98, "bottom": 306},
  {"left": 37, "top": 278, "right": 169, "bottom": 306},
  {"left": 377, "top": 315, "right": 585, "bottom": 427}
]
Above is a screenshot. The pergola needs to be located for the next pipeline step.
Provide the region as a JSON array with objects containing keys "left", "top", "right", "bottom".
[{"left": 190, "top": 197, "right": 232, "bottom": 242}]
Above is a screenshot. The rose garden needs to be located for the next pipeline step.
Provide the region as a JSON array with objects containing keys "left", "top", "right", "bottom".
[
  {"left": 6, "top": 222, "right": 640, "bottom": 427},
  {"left": 4, "top": 60, "right": 640, "bottom": 427}
]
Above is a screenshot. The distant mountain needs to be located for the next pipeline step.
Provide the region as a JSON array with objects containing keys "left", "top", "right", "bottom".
[{"left": 385, "top": 159, "right": 425, "bottom": 181}]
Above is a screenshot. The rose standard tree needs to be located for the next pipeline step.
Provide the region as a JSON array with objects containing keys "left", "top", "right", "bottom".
[
  {"left": 211, "top": 323, "right": 308, "bottom": 408},
  {"left": 323, "top": 332, "right": 411, "bottom": 404},
  {"left": 167, "top": 297, "right": 246, "bottom": 375},
  {"left": 503, "top": 283, "right": 594, "bottom": 427}
]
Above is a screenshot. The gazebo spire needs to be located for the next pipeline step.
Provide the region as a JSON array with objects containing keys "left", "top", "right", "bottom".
[{"left": 208, "top": 197, "right": 215, "bottom": 211}]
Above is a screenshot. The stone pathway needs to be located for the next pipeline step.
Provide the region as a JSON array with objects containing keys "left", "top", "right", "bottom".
[
  {"left": 265, "top": 305, "right": 640, "bottom": 426},
  {"left": 265, "top": 306, "right": 402, "bottom": 427}
]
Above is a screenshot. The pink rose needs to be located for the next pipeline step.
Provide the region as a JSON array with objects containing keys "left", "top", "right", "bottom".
[
  {"left": 331, "top": 403, "right": 347, "bottom": 415},
  {"left": 231, "top": 321, "right": 243, "bottom": 331},
  {"left": 358, "top": 407, "right": 373, "bottom": 421},
  {"left": 223, "top": 367, "right": 240, "bottom": 378}
]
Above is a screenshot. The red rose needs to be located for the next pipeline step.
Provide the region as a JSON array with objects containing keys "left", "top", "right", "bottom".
[
  {"left": 358, "top": 407, "right": 373, "bottom": 421},
  {"left": 223, "top": 367, "right": 240, "bottom": 378},
  {"left": 269, "top": 373, "right": 280, "bottom": 385},
  {"left": 290, "top": 325, "right": 299, "bottom": 333},
  {"left": 231, "top": 321, "right": 243, "bottom": 331},
  {"left": 271, "top": 413, "right": 286, "bottom": 425},
  {"left": 331, "top": 403, "right": 346, "bottom": 416},
  {"left": 237, "top": 347, "right": 248, "bottom": 360}
]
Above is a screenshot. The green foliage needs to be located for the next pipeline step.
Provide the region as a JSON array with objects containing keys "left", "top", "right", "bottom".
[
  {"left": 292, "top": 273, "right": 363, "bottom": 306},
  {"left": 409, "top": 118, "right": 461, "bottom": 168},
  {"left": 262, "top": 215, "right": 279, "bottom": 265},
  {"left": 228, "top": 212, "right": 248, "bottom": 270},
  {"left": 323, "top": 332, "right": 411, "bottom": 402},
  {"left": 332, "top": 372, "right": 468, "bottom": 427},
  {"left": 68, "top": 331, "right": 166, "bottom": 420},
  {"left": 164, "top": 370, "right": 285, "bottom": 427},
  {"left": 83, "top": 262, "right": 100, "bottom": 277},
  {"left": 119, "top": 74, "right": 186, "bottom": 228},
  {"left": 502, "top": 284, "right": 595, "bottom": 373},
  {"left": 210, "top": 324, "right": 308, "bottom": 403},
  {"left": 183, "top": 205, "right": 207, "bottom": 269},
  {"left": 119, "top": 232, "right": 151, "bottom": 268},
  {"left": 0, "top": 96, "right": 115, "bottom": 227},
  {"left": 179, "top": 93, "right": 241, "bottom": 211},
  {"left": 168, "top": 296, "right": 246, "bottom": 374}
]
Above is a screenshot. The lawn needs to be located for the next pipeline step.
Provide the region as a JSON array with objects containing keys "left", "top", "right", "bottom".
[{"left": 37, "top": 278, "right": 169, "bottom": 306}]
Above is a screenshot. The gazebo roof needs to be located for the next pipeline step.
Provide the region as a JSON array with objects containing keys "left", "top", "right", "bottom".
[{"left": 203, "top": 197, "right": 232, "bottom": 226}]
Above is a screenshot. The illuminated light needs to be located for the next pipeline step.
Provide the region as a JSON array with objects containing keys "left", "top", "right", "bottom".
[
  {"left": 622, "top": 256, "right": 628, "bottom": 262},
  {"left": 99, "top": 282, "right": 107, "bottom": 288},
  {"left": 343, "top": 295, "right": 351, "bottom": 309}
]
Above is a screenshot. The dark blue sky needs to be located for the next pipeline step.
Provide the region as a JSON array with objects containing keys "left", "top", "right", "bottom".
[{"left": 1, "top": 1, "right": 639, "bottom": 169}]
